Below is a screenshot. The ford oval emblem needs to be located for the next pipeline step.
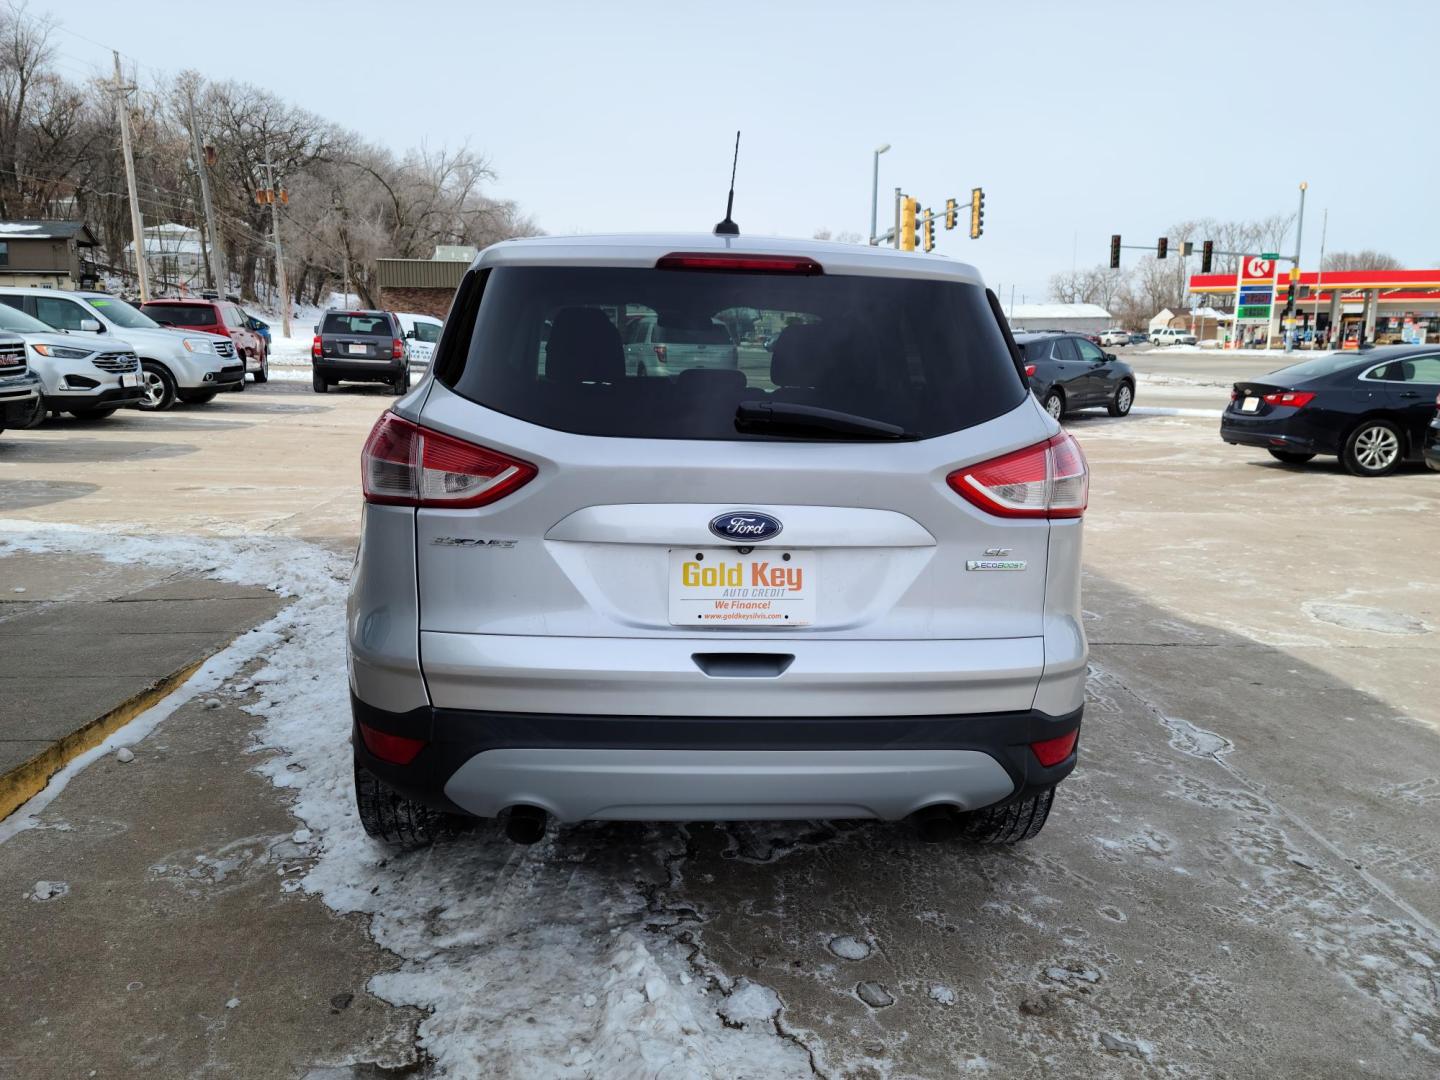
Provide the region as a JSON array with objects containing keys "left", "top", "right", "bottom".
[{"left": 709, "top": 511, "right": 783, "bottom": 543}]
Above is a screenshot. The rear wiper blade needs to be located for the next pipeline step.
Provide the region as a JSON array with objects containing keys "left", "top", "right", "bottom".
[{"left": 735, "top": 400, "right": 915, "bottom": 440}]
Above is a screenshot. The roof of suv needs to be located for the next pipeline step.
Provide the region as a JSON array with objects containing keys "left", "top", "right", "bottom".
[
  {"left": 143, "top": 298, "right": 218, "bottom": 306},
  {"left": 475, "top": 233, "right": 984, "bottom": 286}
]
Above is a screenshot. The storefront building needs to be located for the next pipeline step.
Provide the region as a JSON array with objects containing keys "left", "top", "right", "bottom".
[{"left": 1187, "top": 268, "right": 1440, "bottom": 347}]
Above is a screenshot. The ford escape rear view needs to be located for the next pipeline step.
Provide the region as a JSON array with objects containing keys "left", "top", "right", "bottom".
[{"left": 347, "top": 233, "right": 1088, "bottom": 847}]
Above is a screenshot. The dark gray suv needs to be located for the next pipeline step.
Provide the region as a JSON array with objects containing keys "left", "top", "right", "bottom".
[{"left": 311, "top": 310, "right": 410, "bottom": 393}]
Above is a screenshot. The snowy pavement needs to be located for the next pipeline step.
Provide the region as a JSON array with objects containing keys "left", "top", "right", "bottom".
[{"left": 2, "top": 383, "right": 1438, "bottom": 1077}]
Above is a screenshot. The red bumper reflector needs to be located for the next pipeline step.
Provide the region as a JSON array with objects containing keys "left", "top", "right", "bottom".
[
  {"left": 1030, "top": 730, "right": 1079, "bottom": 767},
  {"left": 359, "top": 723, "right": 426, "bottom": 765}
]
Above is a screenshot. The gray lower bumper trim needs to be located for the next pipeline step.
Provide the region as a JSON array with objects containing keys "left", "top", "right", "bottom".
[{"left": 442, "top": 747, "right": 1016, "bottom": 823}]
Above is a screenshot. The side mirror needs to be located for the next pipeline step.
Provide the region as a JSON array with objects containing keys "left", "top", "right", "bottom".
[
  {"left": 1102, "top": 352, "right": 1115, "bottom": 362},
  {"left": 79, "top": 318, "right": 103, "bottom": 333},
  {"left": 405, "top": 329, "right": 415, "bottom": 339}
]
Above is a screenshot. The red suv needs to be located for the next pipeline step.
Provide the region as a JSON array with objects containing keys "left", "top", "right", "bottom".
[{"left": 140, "top": 298, "right": 269, "bottom": 383}]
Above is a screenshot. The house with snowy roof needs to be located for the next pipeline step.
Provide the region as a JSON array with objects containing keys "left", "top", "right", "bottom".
[{"left": 0, "top": 220, "right": 99, "bottom": 289}]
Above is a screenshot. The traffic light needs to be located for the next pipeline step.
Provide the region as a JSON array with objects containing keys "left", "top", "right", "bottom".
[
  {"left": 1109, "top": 234, "right": 1121, "bottom": 270},
  {"left": 1157, "top": 237, "right": 1168, "bottom": 259},
  {"left": 1201, "top": 240, "right": 1214, "bottom": 273},
  {"left": 900, "top": 196, "right": 918, "bottom": 251},
  {"left": 1182, "top": 240, "right": 1193, "bottom": 257},
  {"left": 922, "top": 212, "right": 935, "bottom": 253},
  {"left": 945, "top": 197, "right": 957, "bottom": 230},
  {"left": 968, "top": 187, "right": 985, "bottom": 239}
]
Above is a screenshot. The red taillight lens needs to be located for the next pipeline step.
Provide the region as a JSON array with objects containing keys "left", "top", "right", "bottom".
[
  {"left": 361, "top": 413, "right": 537, "bottom": 508},
  {"left": 653, "top": 344, "right": 668, "bottom": 364},
  {"left": 656, "top": 252, "right": 824, "bottom": 275},
  {"left": 311, "top": 335, "right": 322, "bottom": 359},
  {"left": 1229, "top": 388, "right": 1239, "bottom": 402},
  {"left": 392, "top": 338, "right": 405, "bottom": 360},
  {"left": 358, "top": 722, "right": 426, "bottom": 765},
  {"left": 946, "top": 433, "right": 1089, "bottom": 519},
  {"left": 1262, "top": 390, "right": 1314, "bottom": 408},
  {"left": 1024, "top": 363, "right": 1037, "bottom": 378},
  {"left": 1031, "top": 730, "right": 1078, "bottom": 767}
]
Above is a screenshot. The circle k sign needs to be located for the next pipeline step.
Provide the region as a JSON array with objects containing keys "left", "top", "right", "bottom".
[{"left": 1243, "top": 257, "right": 1275, "bottom": 281}]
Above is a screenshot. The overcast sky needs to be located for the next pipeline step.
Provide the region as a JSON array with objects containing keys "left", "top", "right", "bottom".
[{"left": 41, "top": 0, "right": 1440, "bottom": 301}]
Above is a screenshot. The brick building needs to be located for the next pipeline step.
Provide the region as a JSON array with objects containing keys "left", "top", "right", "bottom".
[{"left": 374, "top": 258, "right": 469, "bottom": 318}]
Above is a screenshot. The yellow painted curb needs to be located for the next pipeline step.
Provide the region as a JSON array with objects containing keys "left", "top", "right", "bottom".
[{"left": 0, "top": 655, "right": 209, "bottom": 822}]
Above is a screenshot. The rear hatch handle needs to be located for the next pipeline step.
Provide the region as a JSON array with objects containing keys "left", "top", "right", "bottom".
[{"left": 692, "top": 653, "right": 795, "bottom": 678}]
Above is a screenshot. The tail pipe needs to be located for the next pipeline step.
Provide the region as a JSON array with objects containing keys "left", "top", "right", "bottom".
[{"left": 504, "top": 805, "right": 548, "bottom": 845}]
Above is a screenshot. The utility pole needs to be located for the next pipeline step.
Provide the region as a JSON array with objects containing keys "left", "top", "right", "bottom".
[
  {"left": 112, "top": 52, "right": 149, "bottom": 302},
  {"left": 185, "top": 85, "right": 225, "bottom": 294},
  {"left": 1281, "top": 181, "right": 1307, "bottom": 353},
  {"left": 263, "top": 157, "right": 291, "bottom": 338}
]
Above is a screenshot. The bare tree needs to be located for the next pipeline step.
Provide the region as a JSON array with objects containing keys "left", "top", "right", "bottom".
[{"left": 1322, "top": 250, "right": 1402, "bottom": 271}]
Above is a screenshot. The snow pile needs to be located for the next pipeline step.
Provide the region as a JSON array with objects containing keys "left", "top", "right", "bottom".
[{"left": 0, "top": 520, "right": 807, "bottom": 1079}]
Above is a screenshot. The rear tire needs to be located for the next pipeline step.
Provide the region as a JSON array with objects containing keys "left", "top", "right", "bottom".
[
  {"left": 354, "top": 764, "right": 458, "bottom": 849},
  {"left": 312, "top": 373, "right": 328, "bottom": 394},
  {"left": 253, "top": 355, "right": 269, "bottom": 384},
  {"left": 1107, "top": 382, "right": 1134, "bottom": 417},
  {"left": 1267, "top": 449, "right": 1315, "bottom": 465},
  {"left": 959, "top": 786, "right": 1055, "bottom": 845},
  {"left": 1043, "top": 390, "right": 1065, "bottom": 420},
  {"left": 1341, "top": 419, "right": 1403, "bottom": 477}
]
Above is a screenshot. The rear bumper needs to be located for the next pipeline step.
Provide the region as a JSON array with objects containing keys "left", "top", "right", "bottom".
[
  {"left": 351, "top": 694, "right": 1081, "bottom": 822},
  {"left": 315, "top": 358, "right": 404, "bottom": 382},
  {"left": 1220, "top": 412, "right": 1329, "bottom": 454}
]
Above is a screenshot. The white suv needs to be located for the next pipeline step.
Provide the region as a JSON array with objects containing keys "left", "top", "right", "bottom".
[
  {"left": 0, "top": 299, "right": 143, "bottom": 420},
  {"left": 1150, "top": 327, "right": 1198, "bottom": 347},
  {"left": 0, "top": 288, "right": 243, "bottom": 410},
  {"left": 348, "top": 234, "right": 1090, "bottom": 849},
  {"left": 1099, "top": 328, "right": 1131, "bottom": 347}
]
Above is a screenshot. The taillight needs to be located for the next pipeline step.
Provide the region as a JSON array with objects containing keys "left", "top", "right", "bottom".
[
  {"left": 1229, "top": 388, "right": 1239, "bottom": 402},
  {"left": 1031, "top": 729, "right": 1078, "bottom": 767},
  {"left": 1024, "top": 363, "right": 1036, "bottom": 378},
  {"left": 361, "top": 412, "right": 537, "bottom": 508},
  {"left": 311, "top": 335, "right": 322, "bottom": 359},
  {"left": 1262, "top": 390, "right": 1314, "bottom": 408},
  {"left": 946, "top": 432, "right": 1089, "bottom": 519},
  {"left": 392, "top": 338, "right": 405, "bottom": 360},
  {"left": 653, "top": 344, "right": 668, "bottom": 364}
]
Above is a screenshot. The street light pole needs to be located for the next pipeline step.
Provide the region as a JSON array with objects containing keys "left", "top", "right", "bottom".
[{"left": 869, "top": 143, "right": 890, "bottom": 245}]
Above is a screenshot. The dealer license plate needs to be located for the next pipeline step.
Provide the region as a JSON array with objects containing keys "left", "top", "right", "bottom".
[
  {"left": 348, "top": 343, "right": 368, "bottom": 355},
  {"left": 668, "top": 548, "right": 814, "bottom": 627},
  {"left": 117, "top": 373, "right": 133, "bottom": 388},
  {"left": 1241, "top": 396, "right": 1260, "bottom": 412}
]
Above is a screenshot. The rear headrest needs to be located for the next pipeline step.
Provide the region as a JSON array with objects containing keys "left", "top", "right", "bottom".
[
  {"left": 676, "top": 367, "right": 747, "bottom": 398},
  {"left": 545, "top": 307, "right": 624, "bottom": 384},
  {"left": 769, "top": 323, "right": 831, "bottom": 387}
]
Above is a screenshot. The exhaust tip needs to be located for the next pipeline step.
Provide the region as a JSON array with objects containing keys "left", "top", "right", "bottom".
[
  {"left": 911, "top": 804, "right": 962, "bottom": 843},
  {"left": 503, "top": 805, "right": 548, "bottom": 845}
]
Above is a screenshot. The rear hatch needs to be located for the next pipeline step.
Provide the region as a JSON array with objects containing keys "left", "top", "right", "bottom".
[
  {"left": 321, "top": 312, "right": 394, "bottom": 360},
  {"left": 141, "top": 303, "right": 222, "bottom": 335},
  {"left": 413, "top": 257, "right": 1053, "bottom": 635}
]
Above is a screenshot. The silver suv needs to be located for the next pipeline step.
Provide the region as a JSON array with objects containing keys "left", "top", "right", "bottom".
[
  {"left": 348, "top": 235, "right": 1089, "bottom": 847},
  {"left": 0, "top": 300, "right": 142, "bottom": 420}
]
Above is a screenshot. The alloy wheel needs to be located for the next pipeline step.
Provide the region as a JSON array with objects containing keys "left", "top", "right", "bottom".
[
  {"left": 1045, "top": 394, "right": 1063, "bottom": 419},
  {"left": 1354, "top": 425, "right": 1400, "bottom": 471},
  {"left": 1116, "top": 385, "right": 1132, "bottom": 413},
  {"left": 142, "top": 369, "right": 166, "bottom": 408}
]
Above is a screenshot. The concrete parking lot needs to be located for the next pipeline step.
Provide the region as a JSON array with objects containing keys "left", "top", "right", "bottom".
[{"left": 1, "top": 372, "right": 1437, "bottom": 1078}]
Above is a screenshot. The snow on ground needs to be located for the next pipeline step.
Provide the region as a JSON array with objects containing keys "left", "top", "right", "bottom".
[{"left": 0, "top": 520, "right": 809, "bottom": 1079}]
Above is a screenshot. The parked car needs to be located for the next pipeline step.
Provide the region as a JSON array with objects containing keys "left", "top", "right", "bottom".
[
  {"left": 0, "top": 288, "right": 243, "bottom": 410},
  {"left": 621, "top": 312, "right": 739, "bottom": 376},
  {"left": 1221, "top": 346, "right": 1440, "bottom": 476},
  {"left": 1127, "top": 332, "right": 1148, "bottom": 345},
  {"left": 1150, "top": 327, "right": 1198, "bottom": 347},
  {"left": 140, "top": 298, "right": 269, "bottom": 383},
  {"left": 348, "top": 234, "right": 1088, "bottom": 848},
  {"left": 0, "top": 301, "right": 142, "bottom": 420},
  {"left": 312, "top": 310, "right": 410, "bottom": 393},
  {"left": 0, "top": 331, "right": 44, "bottom": 434},
  {"left": 242, "top": 309, "right": 271, "bottom": 358},
  {"left": 1424, "top": 391, "right": 1440, "bottom": 472},
  {"left": 1099, "top": 328, "right": 1131, "bottom": 348},
  {"left": 1015, "top": 331, "right": 1136, "bottom": 420},
  {"left": 395, "top": 312, "right": 443, "bottom": 366}
]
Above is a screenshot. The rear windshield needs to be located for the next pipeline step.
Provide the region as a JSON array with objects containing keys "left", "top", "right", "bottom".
[
  {"left": 143, "top": 304, "right": 216, "bottom": 327},
  {"left": 1267, "top": 354, "right": 1364, "bottom": 381},
  {"left": 443, "top": 266, "right": 1025, "bottom": 440},
  {"left": 323, "top": 313, "right": 392, "bottom": 336}
]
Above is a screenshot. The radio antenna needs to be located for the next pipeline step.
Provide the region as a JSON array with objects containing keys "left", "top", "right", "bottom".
[{"left": 713, "top": 131, "right": 741, "bottom": 236}]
